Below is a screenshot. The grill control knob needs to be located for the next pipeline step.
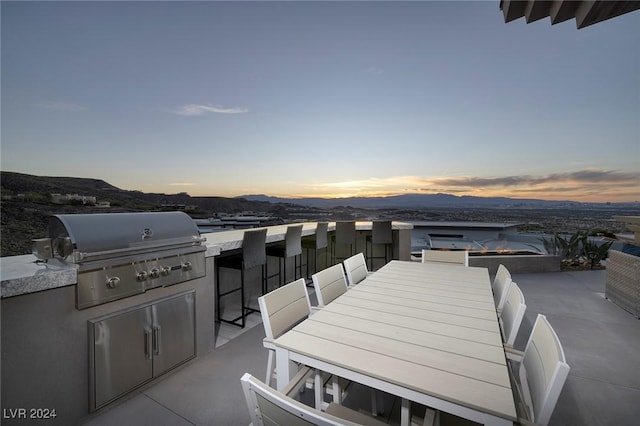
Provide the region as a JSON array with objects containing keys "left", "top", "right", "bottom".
[
  {"left": 161, "top": 266, "right": 171, "bottom": 276},
  {"left": 181, "top": 261, "right": 192, "bottom": 272},
  {"left": 106, "top": 276, "right": 121, "bottom": 289},
  {"left": 136, "top": 271, "right": 148, "bottom": 281},
  {"left": 149, "top": 268, "right": 160, "bottom": 279}
]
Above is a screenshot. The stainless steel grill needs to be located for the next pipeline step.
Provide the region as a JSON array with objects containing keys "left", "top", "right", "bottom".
[{"left": 36, "top": 211, "right": 206, "bottom": 309}]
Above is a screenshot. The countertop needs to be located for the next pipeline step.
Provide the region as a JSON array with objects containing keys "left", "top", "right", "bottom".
[{"left": 1, "top": 221, "right": 413, "bottom": 299}]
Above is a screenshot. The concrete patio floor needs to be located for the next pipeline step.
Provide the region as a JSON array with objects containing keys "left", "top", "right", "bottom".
[{"left": 80, "top": 269, "right": 640, "bottom": 426}]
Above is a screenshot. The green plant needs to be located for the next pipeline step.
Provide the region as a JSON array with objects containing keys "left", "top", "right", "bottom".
[
  {"left": 539, "top": 234, "right": 561, "bottom": 255},
  {"left": 563, "top": 232, "right": 584, "bottom": 266},
  {"left": 581, "top": 235, "right": 613, "bottom": 270},
  {"left": 539, "top": 232, "right": 582, "bottom": 265},
  {"left": 540, "top": 231, "right": 612, "bottom": 269}
]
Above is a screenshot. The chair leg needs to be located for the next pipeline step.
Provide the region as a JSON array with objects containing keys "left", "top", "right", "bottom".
[
  {"left": 215, "top": 264, "right": 221, "bottom": 323},
  {"left": 239, "top": 267, "right": 246, "bottom": 329},
  {"left": 305, "top": 248, "right": 313, "bottom": 287},
  {"left": 294, "top": 253, "right": 300, "bottom": 280},
  {"left": 280, "top": 257, "right": 285, "bottom": 287},
  {"left": 401, "top": 398, "right": 411, "bottom": 426},
  {"left": 324, "top": 247, "right": 328, "bottom": 271},
  {"left": 371, "top": 390, "right": 378, "bottom": 416},
  {"left": 314, "top": 369, "right": 324, "bottom": 410},
  {"left": 217, "top": 264, "right": 248, "bottom": 327},
  {"left": 217, "top": 264, "right": 264, "bottom": 328},
  {"left": 262, "top": 264, "right": 267, "bottom": 295},
  {"left": 266, "top": 350, "right": 274, "bottom": 386},
  {"left": 331, "top": 375, "right": 341, "bottom": 404}
]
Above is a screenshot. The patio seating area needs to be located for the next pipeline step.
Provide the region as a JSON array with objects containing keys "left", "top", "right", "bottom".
[{"left": 80, "top": 268, "right": 640, "bottom": 426}]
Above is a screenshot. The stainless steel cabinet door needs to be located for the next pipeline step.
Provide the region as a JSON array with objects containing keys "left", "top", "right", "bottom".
[
  {"left": 151, "top": 291, "right": 196, "bottom": 375},
  {"left": 91, "top": 306, "right": 153, "bottom": 409}
]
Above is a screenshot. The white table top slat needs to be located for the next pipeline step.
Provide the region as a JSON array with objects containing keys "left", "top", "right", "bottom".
[
  {"left": 332, "top": 295, "right": 500, "bottom": 332},
  {"left": 308, "top": 308, "right": 508, "bottom": 365},
  {"left": 321, "top": 302, "right": 503, "bottom": 346},
  {"left": 351, "top": 282, "right": 496, "bottom": 308},
  {"left": 276, "top": 330, "right": 516, "bottom": 420},
  {"left": 341, "top": 289, "right": 498, "bottom": 319}
]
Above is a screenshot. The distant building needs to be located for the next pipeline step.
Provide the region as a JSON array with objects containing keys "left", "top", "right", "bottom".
[
  {"left": 410, "top": 221, "right": 546, "bottom": 255},
  {"left": 51, "top": 193, "right": 97, "bottom": 205},
  {"left": 195, "top": 213, "right": 279, "bottom": 233}
]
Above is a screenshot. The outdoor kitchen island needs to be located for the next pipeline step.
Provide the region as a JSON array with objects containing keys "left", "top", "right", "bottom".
[{"left": 0, "top": 219, "right": 413, "bottom": 425}]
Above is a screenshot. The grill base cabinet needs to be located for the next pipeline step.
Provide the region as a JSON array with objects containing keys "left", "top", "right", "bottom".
[{"left": 89, "top": 291, "right": 196, "bottom": 411}]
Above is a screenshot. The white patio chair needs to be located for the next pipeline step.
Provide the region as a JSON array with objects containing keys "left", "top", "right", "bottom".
[
  {"left": 417, "top": 314, "right": 569, "bottom": 426},
  {"left": 499, "top": 281, "right": 526, "bottom": 347},
  {"left": 240, "top": 373, "right": 388, "bottom": 426},
  {"left": 493, "top": 264, "right": 512, "bottom": 291},
  {"left": 493, "top": 267, "right": 513, "bottom": 314},
  {"left": 343, "top": 252, "right": 372, "bottom": 287},
  {"left": 312, "top": 264, "right": 349, "bottom": 308},
  {"left": 258, "top": 278, "right": 334, "bottom": 409},
  {"left": 258, "top": 278, "right": 312, "bottom": 388},
  {"left": 505, "top": 314, "right": 571, "bottom": 426},
  {"left": 421, "top": 250, "right": 469, "bottom": 266}
]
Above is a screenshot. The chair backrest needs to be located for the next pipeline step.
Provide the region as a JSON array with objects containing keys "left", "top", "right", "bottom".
[
  {"left": 242, "top": 228, "right": 267, "bottom": 269},
  {"left": 258, "top": 278, "right": 311, "bottom": 340},
  {"left": 284, "top": 224, "right": 303, "bottom": 257},
  {"left": 371, "top": 220, "right": 393, "bottom": 244},
  {"left": 312, "top": 264, "right": 348, "bottom": 307},
  {"left": 314, "top": 222, "right": 329, "bottom": 249},
  {"left": 240, "top": 373, "right": 361, "bottom": 426},
  {"left": 499, "top": 281, "right": 526, "bottom": 346},
  {"left": 493, "top": 264, "right": 511, "bottom": 290},
  {"left": 493, "top": 266, "right": 513, "bottom": 312},
  {"left": 421, "top": 249, "right": 469, "bottom": 266},
  {"left": 343, "top": 252, "right": 369, "bottom": 286},
  {"left": 335, "top": 221, "right": 356, "bottom": 245},
  {"left": 518, "top": 314, "right": 570, "bottom": 425}
]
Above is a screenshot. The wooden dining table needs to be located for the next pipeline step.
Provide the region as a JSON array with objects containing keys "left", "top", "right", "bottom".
[{"left": 273, "top": 260, "right": 517, "bottom": 425}]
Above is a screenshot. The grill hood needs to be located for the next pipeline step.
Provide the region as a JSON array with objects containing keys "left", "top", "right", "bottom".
[{"left": 48, "top": 211, "right": 205, "bottom": 263}]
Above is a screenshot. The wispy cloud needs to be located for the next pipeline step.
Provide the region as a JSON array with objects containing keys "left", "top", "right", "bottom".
[
  {"left": 171, "top": 104, "right": 248, "bottom": 116},
  {"left": 432, "top": 170, "right": 640, "bottom": 188},
  {"left": 169, "top": 182, "right": 195, "bottom": 187},
  {"left": 37, "top": 101, "right": 86, "bottom": 111},
  {"left": 304, "top": 169, "right": 640, "bottom": 202}
]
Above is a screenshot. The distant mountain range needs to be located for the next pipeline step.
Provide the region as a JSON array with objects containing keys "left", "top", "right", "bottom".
[
  {"left": 0, "top": 171, "right": 274, "bottom": 213},
  {"left": 1, "top": 171, "right": 636, "bottom": 213},
  {"left": 237, "top": 193, "right": 639, "bottom": 210}
]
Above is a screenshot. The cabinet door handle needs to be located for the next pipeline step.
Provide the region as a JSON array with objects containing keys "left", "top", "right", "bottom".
[
  {"left": 144, "top": 327, "right": 153, "bottom": 360},
  {"left": 153, "top": 326, "right": 162, "bottom": 356}
]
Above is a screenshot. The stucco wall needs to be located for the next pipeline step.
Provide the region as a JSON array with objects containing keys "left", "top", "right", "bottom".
[{"left": 469, "top": 254, "right": 561, "bottom": 276}]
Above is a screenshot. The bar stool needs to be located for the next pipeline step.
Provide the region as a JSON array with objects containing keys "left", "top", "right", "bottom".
[
  {"left": 266, "top": 224, "right": 303, "bottom": 289},
  {"left": 331, "top": 221, "right": 356, "bottom": 265},
  {"left": 301, "top": 222, "right": 329, "bottom": 282},
  {"left": 366, "top": 220, "right": 393, "bottom": 270},
  {"left": 216, "top": 228, "right": 267, "bottom": 328}
]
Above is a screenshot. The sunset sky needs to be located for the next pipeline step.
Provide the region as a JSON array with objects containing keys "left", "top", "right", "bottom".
[{"left": 2, "top": 1, "right": 639, "bottom": 202}]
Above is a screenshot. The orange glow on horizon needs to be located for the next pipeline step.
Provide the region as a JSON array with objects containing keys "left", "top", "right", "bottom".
[{"left": 161, "top": 171, "right": 640, "bottom": 204}]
